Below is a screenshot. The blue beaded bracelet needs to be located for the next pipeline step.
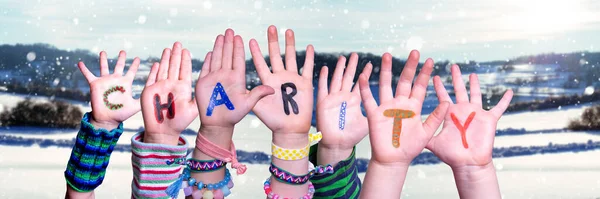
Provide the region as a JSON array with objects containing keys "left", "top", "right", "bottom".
[{"left": 181, "top": 167, "right": 233, "bottom": 197}]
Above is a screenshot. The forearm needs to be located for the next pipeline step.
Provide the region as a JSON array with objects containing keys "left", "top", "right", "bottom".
[
  {"left": 65, "top": 113, "right": 123, "bottom": 199},
  {"left": 188, "top": 125, "right": 233, "bottom": 188},
  {"left": 270, "top": 132, "right": 310, "bottom": 197},
  {"left": 452, "top": 162, "right": 501, "bottom": 199},
  {"left": 360, "top": 160, "right": 409, "bottom": 199}
]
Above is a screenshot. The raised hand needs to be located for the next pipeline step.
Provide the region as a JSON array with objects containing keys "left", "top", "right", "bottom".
[
  {"left": 428, "top": 65, "right": 513, "bottom": 167},
  {"left": 140, "top": 42, "right": 198, "bottom": 145},
  {"left": 428, "top": 65, "right": 512, "bottom": 199},
  {"left": 249, "top": 25, "right": 314, "bottom": 135},
  {"left": 316, "top": 53, "right": 372, "bottom": 165},
  {"left": 77, "top": 51, "right": 141, "bottom": 128},
  {"left": 359, "top": 50, "right": 449, "bottom": 198},
  {"left": 359, "top": 51, "right": 449, "bottom": 165},
  {"left": 195, "top": 29, "right": 274, "bottom": 129}
]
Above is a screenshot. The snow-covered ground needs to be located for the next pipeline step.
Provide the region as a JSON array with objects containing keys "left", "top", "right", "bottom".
[{"left": 1, "top": 92, "right": 600, "bottom": 198}]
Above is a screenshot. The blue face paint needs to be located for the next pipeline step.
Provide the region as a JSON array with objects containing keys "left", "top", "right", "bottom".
[
  {"left": 339, "top": 101, "right": 347, "bottom": 130},
  {"left": 206, "top": 82, "right": 235, "bottom": 116}
]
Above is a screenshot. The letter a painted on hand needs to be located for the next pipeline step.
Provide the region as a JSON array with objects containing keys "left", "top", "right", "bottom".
[
  {"left": 383, "top": 109, "right": 415, "bottom": 148},
  {"left": 154, "top": 93, "right": 176, "bottom": 123},
  {"left": 450, "top": 112, "right": 476, "bottom": 149},
  {"left": 281, "top": 82, "right": 299, "bottom": 115},
  {"left": 206, "top": 82, "right": 235, "bottom": 116}
]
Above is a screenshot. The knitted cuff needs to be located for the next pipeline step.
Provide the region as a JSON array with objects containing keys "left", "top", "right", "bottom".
[
  {"left": 131, "top": 132, "right": 188, "bottom": 199},
  {"left": 310, "top": 147, "right": 362, "bottom": 199},
  {"left": 64, "top": 112, "right": 124, "bottom": 192}
]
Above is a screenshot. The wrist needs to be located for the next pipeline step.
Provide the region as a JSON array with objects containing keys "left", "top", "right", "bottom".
[
  {"left": 198, "top": 125, "right": 234, "bottom": 147},
  {"left": 272, "top": 132, "right": 308, "bottom": 149},
  {"left": 451, "top": 162, "right": 497, "bottom": 183},
  {"left": 142, "top": 131, "right": 180, "bottom": 146},
  {"left": 316, "top": 145, "right": 353, "bottom": 166},
  {"left": 89, "top": 112, "right": 120, "bottom": 130}
]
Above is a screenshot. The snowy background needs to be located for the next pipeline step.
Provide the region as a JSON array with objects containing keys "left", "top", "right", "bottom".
[{"left": 2, "top": 0, "right": 600, "bottom": 198}]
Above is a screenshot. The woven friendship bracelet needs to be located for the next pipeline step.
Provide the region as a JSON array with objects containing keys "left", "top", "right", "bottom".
[
  {"left": 187, "top": 158, "right": 226, "bottom": 172},
  {"left": 64, "top": 112, "right": 124, "bottom": 192},
  {"left": 130, "top": 132, "right": 188, "bottom": 199},
  {"left": 269, "top": 162, "right": 334, "bottom": 185},
  {"left": 272, "top": 132, "right": 322, "bottom": 161}
]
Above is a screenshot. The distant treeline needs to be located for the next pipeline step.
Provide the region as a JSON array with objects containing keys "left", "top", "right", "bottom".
[
  {"left": 1, "top": 134, "right": 598, "bottom": 172},
  {"left": 506, "top": 90, "right": 600, "bottom": 112}
]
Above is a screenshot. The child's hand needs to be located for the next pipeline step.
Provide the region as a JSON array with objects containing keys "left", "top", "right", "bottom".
[
  {"left": 358, "top": 51, "right": 449, "bottom": 165},
  {"left": 316, "top": 53, "right": 372, "bottom": 164},
  {"left": 428, "top": 65, "right": 513, "bottom": 168},
  {"left": 195, "top": 29, "right": 274, "bottom": 130},
  {"left": 77, "top": 51, "right": 141, "bottom": 129},
  {"left": 140, "top": 42, "right": 198, "bottom": 145},
  {"left": 249, "top": 26, "right": 314, "bottom": 136}
]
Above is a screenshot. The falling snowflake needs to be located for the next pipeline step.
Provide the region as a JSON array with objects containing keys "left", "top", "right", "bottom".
[
  {"left": 137, "top": 15, "right": 147, "bottom": 24},
  {"left": 26, "top": 52, "right": 36, "bottom": 62}
]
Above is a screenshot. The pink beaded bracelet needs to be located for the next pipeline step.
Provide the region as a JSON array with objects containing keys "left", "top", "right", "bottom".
[{"left": 263, "top": 177, "right": 315, "bottom": 199}]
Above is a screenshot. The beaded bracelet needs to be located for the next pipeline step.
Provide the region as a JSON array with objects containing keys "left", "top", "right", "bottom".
[
  {"left": 181, "top": 167, "right": 233, "bottom": 199},
  {"left": 269, "top": 162, "right": 334, "bottom": 185},
  {"left": 264, "top": 177, "right": 315, "bottom": 199},
  {"left": 272, "top": 132, "right": 322, "bottom": 161}
]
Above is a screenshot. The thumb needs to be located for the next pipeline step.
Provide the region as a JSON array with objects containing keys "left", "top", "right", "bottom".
[
  {"left": 423, "top": 101, "right": 450, "bottom": 137},
  {"left": 246, "top": 85, "right": 275, "bottom": 109}
]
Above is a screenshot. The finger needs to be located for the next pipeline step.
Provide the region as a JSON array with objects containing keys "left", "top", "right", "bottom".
[
  {"left": 180, "top": 49, "right": 192, "bottom": 84},
  {"left": 433, "top": 76, "right": 453, "bottom": 103},
  {"left": 423, "top": 101, "right": 450, "bottom": 137},
  {"left": 341, "top": 53, "right": 359, "bottom": 92},
  {"left": 267, "top": 25, "right": 285, "bottom": 73},
  {"left": 317, "top": 66, "right": 329, "bottom": 103},
  {"left": 490, "top": 89, "right": 513, "bottom": 118},
  {"left": 469, "top": 73, "right": 483, "bottom": 107},
  {"left": 359, "top": 73, "right": 378, "bottom": 113},
  {"left": 233, "top": 35, "right": 246, "bottom": 78},
  {"left": 379, "top": 53, "right": 394, "bottom": 102},
  {"left": 396, "top": 50, "right": 419, "bottom": 98},
  {"left": 168, "top": 42, "right": 182, "bottom": 79},
  {"left": 246, "top": 85, "right": 275, "bottom": 111},
  {"left": 249, "top": 39, "right": 271, "bottom": 80},
  {"left": 146, "top": 62, "right": 159, "bottom": 86},
  {"left": 77, "top": 62, "right": 97, "bottom": 82},
  {"left": 302, "top": 45, "right": 315, "bottom": 80},
  {"left": 410, "top": 58, "right": 434, "bottom": 102},
  {"left": 199, "top": 52, "right": 212, "bottom": 79},
  {"left": 222, "top": 29, "right": 235, "bottom": 70},
  {"left": 157, "top": 48, "right": 171, "bottom": 81},
  {"left": 330, "top": 56, "right": 347, "bottom": 93},
  {"left": 353, "top": 61, "right": 372, "bottom": 94},
  {"left": 285, "top": 29, "right": 298, "bottom": 73},
  {"left": 210, "top": 35, "right": 225, "bottom": 72},
  {"left": 99, "top": 51, "right": 109, "bottom": 76},
  {"left": 125, "top": 57, "right": 140, "bottom": 80},
  {"left": 114, "top": 50, "right": 127, "bottom": 75},
  {"left": 451, "top": 65, "right": 469, "bottom": 103}
]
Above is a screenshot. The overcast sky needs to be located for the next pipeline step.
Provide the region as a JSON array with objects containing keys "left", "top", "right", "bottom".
[{"left": 1, "top": 0, "right": 599, "bottom": 62}]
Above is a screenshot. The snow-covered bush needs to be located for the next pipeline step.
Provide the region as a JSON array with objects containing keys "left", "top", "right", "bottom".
[
  {"left": 568, "top": 105, "right": 600, "bottom": 130},
  {"left": 0, "top": 98, "right": 82, "bottom": 128}
]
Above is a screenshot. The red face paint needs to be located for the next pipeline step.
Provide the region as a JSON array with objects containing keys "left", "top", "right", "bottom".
[{"left": 450, "top": 112, "right": 476, "bottom": 149}]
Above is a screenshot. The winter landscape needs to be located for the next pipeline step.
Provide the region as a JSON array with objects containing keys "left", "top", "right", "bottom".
[{"left": 2, "top": 0, "right": 600, "bottom": 198}]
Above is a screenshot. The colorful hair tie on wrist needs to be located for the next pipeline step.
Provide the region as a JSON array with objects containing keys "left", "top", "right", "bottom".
[
  {"left": 264, "top": 177, "right": 315, "bottom": 199},
  {"left": 196, "top": 133, "right": 246, "bottom": 175},
  {"left": 64, "top": 112, "right": 123, "bottom": 192},
  {"left": 271, "top": 132, "right": 322, "bottom": 161}
]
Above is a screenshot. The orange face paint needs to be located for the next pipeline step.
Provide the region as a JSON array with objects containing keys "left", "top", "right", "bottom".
[
  {"left": 450, "top": 112, "right": 476, "bottom": 149},
  {"left": 383, "top": 109, "right": 415, "bottom": 148}
]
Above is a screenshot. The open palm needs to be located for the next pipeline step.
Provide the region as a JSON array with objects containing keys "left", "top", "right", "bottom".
[
  {"left": 196, "top": 29, "right": 274, "bottom": 127},
  {"left": 78, "top": 51, "right": 140, "bottom": 124},
  {"left": 359, "top": 51, "right": 449, "bottom": 165},
  {"left": 140, "top": 42, "right": 198, "bottom": 143},
  {"left": 317, "top": 53, "right": 372, "bottom": 149},
  {"left": 249, "top": 26, "right": 314, "bottom": 134},
  {"left": 427, "top": 65, "right": 513, "bottom": 167}
]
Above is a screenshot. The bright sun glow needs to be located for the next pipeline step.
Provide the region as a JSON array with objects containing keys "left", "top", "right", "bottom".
[{"left": 512, "top": 0, "right": 584, "bottom": 34}]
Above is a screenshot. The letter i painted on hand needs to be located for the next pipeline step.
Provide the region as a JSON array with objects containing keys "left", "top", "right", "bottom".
[
  {"left": 206, "top": 82, "right": 235, "bottom": 116},
  {"left": 339, "top": 101, "right": 347, "bottom": 130},
  {"left": 281, "top": 82, "right": 299, "bottom": 115},
  {"left": 383, "top": 109, "right": 415, "bottom": 148},
  {"left": 154, "top": 93, "right": 175, "bottom": 123},
  {"left": 450, "top": 112, "right": 476, "bottom": 149}
]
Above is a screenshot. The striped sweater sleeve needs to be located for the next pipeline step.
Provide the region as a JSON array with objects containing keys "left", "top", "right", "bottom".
[
  {"left": 131, "top": 132, "right": 188, "bottom": 199},
  {"left": 309, "top": 145, "right": 361, "bottom": 199}
]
